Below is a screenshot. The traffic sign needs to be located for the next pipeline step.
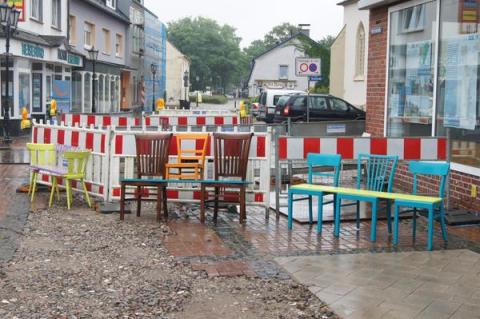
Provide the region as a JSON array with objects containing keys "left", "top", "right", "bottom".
[
  {"left": 295, "top": 58, "right": 321, "bottom": 77},
  {"left": 309, "top": 75, "right": 323, "bottom": 81}
]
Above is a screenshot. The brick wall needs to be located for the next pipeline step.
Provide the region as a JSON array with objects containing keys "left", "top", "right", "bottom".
[
  {"left": 365, "top": 6, "right": 389, "bottom": 137},
  {"left": 364, "top": 4, "right": 480, "bottom": 213}
]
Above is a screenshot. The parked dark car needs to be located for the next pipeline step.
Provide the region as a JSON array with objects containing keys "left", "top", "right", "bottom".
[{"left": 273, "top": 94, "right": 365, "bottom": 123}]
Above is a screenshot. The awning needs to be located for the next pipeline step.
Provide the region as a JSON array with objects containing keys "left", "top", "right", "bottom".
[{"left": 358, "top": 0, "right": 404, "bottom": 10}]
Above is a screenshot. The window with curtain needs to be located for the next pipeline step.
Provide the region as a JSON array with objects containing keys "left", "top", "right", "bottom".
[
  {"left": 355, "top": 23, "right": 366, "bottom": 79},
  {"left": 72, "top": 72, "right": 82, "bottom": 113},
  {"left": 69, "top": 15, "right": 76, "bottom": 44},
  {"left": 84, "top": 22, "right": 95, "bottom": 49},
  {"left": 51, "top": 0, "right": 61, "bottom": 29},
  {"left": 31, "top": 0, "right": 43, "bottom": 22}
]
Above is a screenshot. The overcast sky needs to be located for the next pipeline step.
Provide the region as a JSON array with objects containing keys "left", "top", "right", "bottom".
[{"left": 144, "top": 0, "right": 344, "bottom": 48}]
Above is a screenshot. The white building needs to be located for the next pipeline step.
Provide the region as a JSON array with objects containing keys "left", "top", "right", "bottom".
[
  {"left": 165, "top": 41, "right": 190, "bottom": 106},
  {"left": 247, "top": 34, "right": 314, "bottom": 97},
  {"left": 330, "top": 0, "right": 369, "bottom": 109}
]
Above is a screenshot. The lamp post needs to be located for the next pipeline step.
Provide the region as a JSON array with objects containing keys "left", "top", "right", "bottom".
[
  {"left": 150, "top": 63, "right": 157, "bottom": 110},
  {"left": 87, "top": 47, "right": 99, "bottom": 113},
  {"left": 183, "top": 70, "right": 189, "bottom": 103},
  {"left": 0, "top": 4, "right": 20, "bottom": 144}
]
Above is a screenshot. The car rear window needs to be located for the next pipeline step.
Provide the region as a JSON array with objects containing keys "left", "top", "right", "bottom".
[{"left": 273, "top": 95, "right": 283, "bottom": 106}]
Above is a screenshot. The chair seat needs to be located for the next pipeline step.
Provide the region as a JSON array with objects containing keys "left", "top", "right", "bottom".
[
  {"left": 166, "top": 163, "right": 204, "bottom": 168},
  {"left": 30, "top": 165, "right": 68, "bottom": 176}
]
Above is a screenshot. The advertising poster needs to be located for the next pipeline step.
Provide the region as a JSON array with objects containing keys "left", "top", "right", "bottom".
[
  {"left": 52, "top": 80, "right": 71, "bottom": 113},
  {"left": 444, "top": 34, "right": 478, "bottom": 130},
  {"left": 7, "top": 0, "right": 25, "bottom": 22},
  {"left": 32, "top": 73, "right": 42, "bottom": 113}
]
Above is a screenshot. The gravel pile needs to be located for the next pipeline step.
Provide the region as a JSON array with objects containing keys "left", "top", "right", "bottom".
[{"left": 0, "top": 199, "right": 339, "bottom": 318}]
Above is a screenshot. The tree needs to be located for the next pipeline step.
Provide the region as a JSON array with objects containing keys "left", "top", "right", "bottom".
[
  {"left": 263, "top": 23, "right": 301, "bottom": 48},
  {"left": 168, "top": 17, "right": 245, "bottom": 93}
]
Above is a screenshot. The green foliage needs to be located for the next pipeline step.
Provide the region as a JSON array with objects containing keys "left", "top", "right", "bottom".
[
  {"left": 168, "top": 17, "right": 245, "bottom": 93},
  {"left": 263, "top": 23, "right": 301, "bottom": 48}
]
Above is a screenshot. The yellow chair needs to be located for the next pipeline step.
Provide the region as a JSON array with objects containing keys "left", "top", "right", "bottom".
[
  {"left": 49, "top": 150, "right": 92, "bottom": 209},
  {"left": 27, "top": 143, "right": 56, "bottom": 203},
  {"left": 165, "top": 133, "right": 209, "bottom": 180}
]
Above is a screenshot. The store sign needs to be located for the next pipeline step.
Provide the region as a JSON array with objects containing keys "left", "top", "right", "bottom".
[
  {"left": 57, "top": 49, "right": 82, "bottom": 66},
  {"left": 22, "top": 42, "right": 44, "bottom": 59}
]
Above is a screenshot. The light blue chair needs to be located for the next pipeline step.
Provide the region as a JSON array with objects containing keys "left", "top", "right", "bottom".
[
  {"left": 288, "top": 153, "right": 342, "bottom": 233},
  {"left": 393, "top": 161, "right": 450, "bottom": 251},
  {"left": 335, "top": 154, "right": 398, "bottom": 241}
]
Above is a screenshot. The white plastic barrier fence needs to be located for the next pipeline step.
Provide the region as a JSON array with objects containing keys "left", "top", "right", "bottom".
[
  {"left": 109, "top": 126, "right": 271, "bottom": 209},
  {"left": 32, "top": 122, "right": 111, "bottom": 200},
  {"left": 61, "top": 113, "right": 141, "bottom": 128},
  {"left": 155, "top": 109, "right": 236, "bottom": 115}
]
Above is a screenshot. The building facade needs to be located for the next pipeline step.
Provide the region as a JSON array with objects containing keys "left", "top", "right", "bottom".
[
  {"left": 247, "top": 34, "right": 312, "bottom": 97},
  {"left": 0, "top": 0, "right": 81, "bottom": 132},
  {"left": 330, "top": 0, "right": 369, "bottom": 109},
  {"left": 359, "top": 0, "right": 480, "bottom": 212},
  {"left": 69, "top": 0, "right": 129, "bottom": 114},
  {"left": 165, "top": 40, "right": 190, "bottom": 107}
]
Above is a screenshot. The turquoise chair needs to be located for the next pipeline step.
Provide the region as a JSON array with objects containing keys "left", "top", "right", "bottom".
[
  {"left": 288, "top": 153, "right": 342, "bottom": 233},
  {"left": 335, "top": 154, "right": 398, "bottom": 241},
  {"left": 393, "top": 161, "right": 450, "bottom": 251}
]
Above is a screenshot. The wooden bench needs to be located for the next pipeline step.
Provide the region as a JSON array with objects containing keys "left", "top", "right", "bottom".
[{"left": 288, "top": 184, "right": 442, "bottom": 250}]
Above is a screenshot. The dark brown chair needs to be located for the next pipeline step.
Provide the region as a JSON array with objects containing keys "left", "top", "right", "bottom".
[
  {"left": 200, "top": 132, "right": 253, "bottom": 224},
  {"left": 120, "top": 133, "right": 173, "bottom": 222}
]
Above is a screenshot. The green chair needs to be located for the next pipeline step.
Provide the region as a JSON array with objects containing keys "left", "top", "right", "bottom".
[
  {"left": 49, "top": 150, "right": 92, "bottom": 209},
  {"left": 27, "top": 143, "right": 56, "bottom": 203}
]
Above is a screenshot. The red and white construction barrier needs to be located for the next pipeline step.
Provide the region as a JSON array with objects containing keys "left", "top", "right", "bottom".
[
  {"left": 61, "top": 113, "right": 141, "bottom": 128},
  {"left": 278, "top": 136, "right": 447, "bottom": 161},
  {"left": 32, "top": 123, "right": 111, "bottom": 200},
  {"left": 144, "top": 114, "right": 239, "bottom": 126}
]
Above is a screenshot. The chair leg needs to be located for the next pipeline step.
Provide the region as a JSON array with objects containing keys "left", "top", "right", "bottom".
[
  {"left": 427, "top": 206, "right": 434, "bottom": 251},
  {"left": 371, "top": 200, "right": 378, "bottom": 242},
  {"left": 355, "top": 200, "right": 360, "bottom": 230},
  {"left": 82, "top": 180, "right": 92, "bottom": 208},
  {"left": 56, "top": 179, "right": 60, "bottom": 201},
  {"left": 213, "top": 187, "right": 219, "bottom": 222},
  {"left": 120, "top": 183, "right": 126, "bottom": 221},
  {"left": 30, "top": 172, "right": 38, "bottom": 203},
  {"left": 316, "top": 193, "right": 324, "bottom": 233},
  {"left": 412, "top": 208, "right": 417, "bottom": 241},
  {"left": 334, "top": 197, "right": 341, "bottom": 237},
  {"left": 65, "top": 179, "right": 72, "bottom": 210},
  {"left": 163, "top": 185, "right": 168, "bottom": 220},
  {"left": 156, "top": 185, "right": 161, "bottom": 222},
  {"left": 28, "top": 172, "right": 35, "bottom": 195},
  {"left": 393, "top": 204, "right": 400, "bottom": 245},
  {"left": 49, "top": 177, "right": 57, "bottom": 208},
  {"left": 308, "top": 195, "right": 313, "bottom": 224},
  {"left": 439, "top": 204, "right": 448, "bottom": 242},
  {"left": 386, "top": 200, "right": 392, "bottom": 234},
  {"left": 136, "top": 186, "right": 142, "bottom": 217},
  {"left": 288, "top": 191, "right": 293, "bottom": 230},
  {"left": 200, "top": 184, "right": 206, "bottom": 223},
  {"left": 239, "top": 186, "right": 246, "bottom": 224}
]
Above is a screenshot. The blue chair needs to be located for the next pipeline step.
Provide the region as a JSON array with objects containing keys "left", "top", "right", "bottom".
[
  {"left": 335, "top": 154, "right": 398, "bottom": 241},
  {"left": 393, "top": 161, "right": 450, "bottom": 251},
  {"left": 288, "top": 153, "right": 342, "bottom": 233}
]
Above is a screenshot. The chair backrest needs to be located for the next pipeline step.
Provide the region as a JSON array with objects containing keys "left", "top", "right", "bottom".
[
  {"left": 357, "top": 153, "right": 398, "bottom": 192},
  {"left": 64, "top": 151, "right": 91, "bottom": 176},
  {"left": 135, "top": 133, "right": 173, "bottom": 178},
  {"left": 409, "top": 161, "right": 450, "bottom": 197},
  {"left": 176, "top": 133, "right": 210, "bottom": 165},
  {"left": 27, "top": 143, "right": 56, "bottom": 166},
  {"left": 213, "top": 132, "right": 253, "bottom": 180},
  {"left": 306, "top": 153, "right": 342, "bottom": 187}
]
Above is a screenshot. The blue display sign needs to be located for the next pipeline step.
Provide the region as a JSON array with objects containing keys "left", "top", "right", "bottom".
[{"left": 52, "top": 80, "right": 71, "bottom": 113}]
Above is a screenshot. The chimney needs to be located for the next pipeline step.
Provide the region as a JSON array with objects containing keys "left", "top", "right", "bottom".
[{"left": 298, "top": 24, "right": 311, "bottom": 37}]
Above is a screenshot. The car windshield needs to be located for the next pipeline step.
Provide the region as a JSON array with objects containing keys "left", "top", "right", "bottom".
[{"left": 276, "top": 95, "right": 291, "bottom": 107}]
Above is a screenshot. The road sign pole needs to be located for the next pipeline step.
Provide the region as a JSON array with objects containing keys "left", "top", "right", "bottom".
[{"left": 306, "top": 78, "right": 310, "bottom": 123}]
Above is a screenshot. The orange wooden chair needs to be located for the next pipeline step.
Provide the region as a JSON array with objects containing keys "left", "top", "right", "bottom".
[{"left": 165, "top": 133, "right": 209, "bottom": 180}]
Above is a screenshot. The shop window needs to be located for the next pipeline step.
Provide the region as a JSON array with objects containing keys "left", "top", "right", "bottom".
[
  {"left": 355, "top": 23, "right": 365, "bottom": 79},
  {"left": 19, "top": 73, "right": 30, "bottom": 112},
  {"left": 31, "top": 73, "right": 42, "bottom": 113},
  {"left": 84, "top": 73, "right": 91, "bottom": 112},
  {"left": 84, "top": 22, "right": 95, "bottom": 49},
  {"left": 51, "top": 0, "right": 61, "bottom": 29},
  {"left": 46, "top": 75, "right": 52, "bottom": 105},
  {"left": 386, "top": 1, "right": 437, "bottom": 137},
  {"left": 31, "top": 0, "right": 43, "bottom": 22},
  {"left": 72, "top": 72, "right": 82, "bottom": 113},
  {"left": 115, "top": 33, "right": 123, "bottom": 57},
  {"left": 436, "top": 0, "right": 480, "bottom": 168},
  {"left": 103, "top": 29, "right": 111, "bottom": 55},
  {"left": 69, "top": 15, "right": 76, "bottom": 44},
  {"left": 32, "top": 63, "right": 43, "bottom": 71}
]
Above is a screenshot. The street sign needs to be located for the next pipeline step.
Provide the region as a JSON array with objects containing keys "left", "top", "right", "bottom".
[
  {"left": 309, "top": 75, "right": 323, "bottom": 81},
  {"left": 295, "top": 58, "right": 321, "bottom": 77}
]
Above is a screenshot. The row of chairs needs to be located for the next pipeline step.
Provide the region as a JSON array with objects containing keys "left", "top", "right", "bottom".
[{"left": 290, "top": 153, "right": 449, "bottom": 244}]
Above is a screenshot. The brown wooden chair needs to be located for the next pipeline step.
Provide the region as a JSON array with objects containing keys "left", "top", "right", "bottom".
[
  {"left": 200, "top": 132, "right": 254, "bottom": 224},
  {"left": 120, "top": 133, "right": 173, "bottom": 222}
]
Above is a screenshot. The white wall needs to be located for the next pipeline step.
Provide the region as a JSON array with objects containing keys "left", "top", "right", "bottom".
[
  {"left": 342, "top": 1, "right": 369, "bottom": 108},
  {"left": 166, "top": 41, "right": 190, "bottom": 105},
  {"left": 18, "top": 0, "right": 68, "bottom": 37},
  {"left": 248, "top": 41, "right": 309, "bottom": 97}
]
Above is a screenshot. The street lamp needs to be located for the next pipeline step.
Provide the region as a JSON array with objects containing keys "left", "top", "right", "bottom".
[
  {"left": 87, "top": 47, "right": 99, "bottom": 113},
  {"left": 183, "top": 70, "right": 189, "bottom": 103},
  {"left": 150, "top": 63, "right": 157, "bottom": 110},
  {"left": 0, "top": 4, "right": 20, "bottom": 144}
]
